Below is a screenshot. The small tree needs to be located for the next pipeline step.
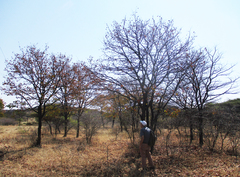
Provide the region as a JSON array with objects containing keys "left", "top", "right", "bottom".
[
  {"left": 55, "top": 60, "right": 75, "bottom": 137},
  {"left": 182, "top": 48, "right": 238, "bottom": 146},
  {"left": 172, "top": 80, "right": 198, "bottom": 144},
  {"left": 81, "top": 110, "right": 101, "bottom": 144},
  {"left": 72, "top": 62, "right": 98, "bottom": 138}
]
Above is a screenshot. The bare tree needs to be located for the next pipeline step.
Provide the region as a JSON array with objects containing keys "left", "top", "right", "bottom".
[
  {"left": 2, "top": 45, "right": 67, "bottom": 146},
  {"left": 72, "top": 62, "right": 96, "bottom": 138},
  {"left": 100, "top": 14, "right": 193, "bottom": 131},
  {"left": 172, "top": 75, "right": 198, "bottom": 144},
  {"left": 55, "top": 60, "right": 76, "bottom": 137},
  {"left": 181, "top": 48, "right": 238, "bottom": 146}
]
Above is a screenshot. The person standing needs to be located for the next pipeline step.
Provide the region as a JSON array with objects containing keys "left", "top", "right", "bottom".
[{"left": 139, "top": 120, "right": 155, "bottom": 171}]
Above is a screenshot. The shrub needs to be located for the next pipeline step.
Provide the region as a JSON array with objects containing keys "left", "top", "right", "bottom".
[
  {"left": 0, "top": 118, "right": 17, "bottom": 125},
  {"left": 81, "top": 110, "right": 101, "bottom": 144}
]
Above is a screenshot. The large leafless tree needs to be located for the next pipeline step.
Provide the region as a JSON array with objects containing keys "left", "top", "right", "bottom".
[{"left": 101, "top": 14, "right": 194, "bottom": 131}]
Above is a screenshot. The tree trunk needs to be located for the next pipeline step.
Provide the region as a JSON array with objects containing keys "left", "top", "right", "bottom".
[
  {"left": 112, "top": 117, "right": 115, "bottom": 128},
  {"left": 101, "top": 115, "right": 105, "bottom": 128},
  {"left": 64, "top": 120, "right": 67, "bottom": 137},
  {"left": 55, "top": 124, "right": 58, "bottom": 137},
  {"left": 36, "top": 105, "right": 42, "bottom": 147},
  {"left": 198, "top": 115, "right": 204, "bottom": 146},
  {"left": 119, "top": 114, "right": 123, "bottom": 132},
  {"left": 141, "top": 92, "right": 148, "bottom": 121},
  {"left": 76, "top": 117, "right": 80, "bottom": 138},
  {"left": 48, "top": 122, "right": 53, "bottom": 135},
  {"left": 189, "top": 117, "right": 194, "bottom": 144},
  {"left": 146, "top": 104, "right": 149, "bottom": 127},
  {"left": 63, "top": 112, "right": 68, "bottom": 137}
]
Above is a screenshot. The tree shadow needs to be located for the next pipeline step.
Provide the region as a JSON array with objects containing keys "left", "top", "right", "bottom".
[{"left": 1, "top": 146, "right": 39, "bottom": 161}]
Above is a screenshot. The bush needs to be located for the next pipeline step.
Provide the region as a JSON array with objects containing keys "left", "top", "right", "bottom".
[
  {"left": 81, "top": 110, "right": 101, "bottom": 144},
  {"left": 0, "top": 118, "right": 17, "bottom": 125}
]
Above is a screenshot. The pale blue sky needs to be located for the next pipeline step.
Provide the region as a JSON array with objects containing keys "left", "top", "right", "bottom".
[{"left": 1, "top": 0, "right": 240, "bottom": 105}]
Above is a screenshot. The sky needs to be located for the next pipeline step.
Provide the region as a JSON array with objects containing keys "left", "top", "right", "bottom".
[{"left": 0, "top": 0, "right": 240, "bottom": 106}]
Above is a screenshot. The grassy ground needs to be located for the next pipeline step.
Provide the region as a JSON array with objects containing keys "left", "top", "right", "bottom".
[{"left": 0, "top": 125, "right": 239, "bottom": 176}]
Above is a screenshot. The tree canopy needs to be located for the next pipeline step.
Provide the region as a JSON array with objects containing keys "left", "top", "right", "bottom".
[
  {"left": 2, "top": 45, "right": 69, "bottom": 146},
  {"left": 100, "top": 14, "right": 194, "bottom": 130}
]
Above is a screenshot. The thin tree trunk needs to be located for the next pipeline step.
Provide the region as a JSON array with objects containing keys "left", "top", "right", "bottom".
[
  {"left": 36, "top": 105, "right": 43, "bottom": 147},
  {"left": 101, "top": 115, "right": 105, "bottom": 128},
  {"left": 112, "top": 117, "right": 115, "bottom": 128},
  {"left": 48, "top": 122, "right": 53, "bottom": 135},
  {"left": 119, "top": 115, "right": 123, "bottom": 132},
  {"left": 63, "top": 110, "right": 68, "bottom": 137},
  {"left": 64, "top": 119, "right": 68, "bottom": 137},
  {"left": 189, "top": 117, "right": 194, "bottom": 144},
  {"left": 198, "top": 115, "right": 203, "bottom": 146},
  {"left": 76, "top": 117, "right": 80, "bottom": 138}
]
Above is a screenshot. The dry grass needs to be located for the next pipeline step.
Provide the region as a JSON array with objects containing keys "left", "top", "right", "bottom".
[{"left": 0, "top": 125, "right": 240, "bottom": 176}]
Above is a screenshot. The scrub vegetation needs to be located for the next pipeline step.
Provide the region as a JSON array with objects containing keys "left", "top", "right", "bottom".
[{"left": 0, "top": 123, "right": 239, "bottom": 176}]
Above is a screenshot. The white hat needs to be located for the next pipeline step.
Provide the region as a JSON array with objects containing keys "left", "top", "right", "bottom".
[{"left": 140, "top": 120, "right": 147, "bottom": 126}]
